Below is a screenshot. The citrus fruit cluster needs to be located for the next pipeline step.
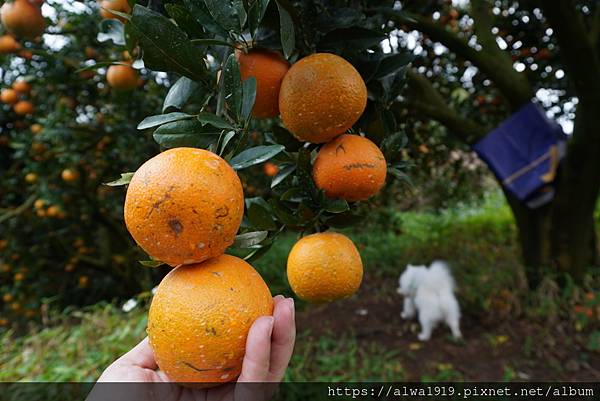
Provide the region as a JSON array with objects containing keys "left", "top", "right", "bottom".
[
  {"left": 0, "top": 79, "right": 34, "bottom": 116},
  {"left": 124, "top": 148, "right": 273, "bottom": 386}
]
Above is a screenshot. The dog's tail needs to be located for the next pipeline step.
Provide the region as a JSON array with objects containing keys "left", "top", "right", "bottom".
[{"left": 428, "top": 260, "right": 456, "bottom": 292}]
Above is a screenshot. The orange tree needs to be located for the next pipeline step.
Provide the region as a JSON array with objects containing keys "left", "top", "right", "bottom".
[
  {"left": 105, "top": 1, "right": 413, "bottom": 266},
  {"left": 0, "top": 0, "right": 167, "bottom": 325}
]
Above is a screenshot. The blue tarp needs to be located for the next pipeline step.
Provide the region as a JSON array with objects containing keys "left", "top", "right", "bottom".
[{"left": 473, "top": 102, "right": 566, "bottom": 208}]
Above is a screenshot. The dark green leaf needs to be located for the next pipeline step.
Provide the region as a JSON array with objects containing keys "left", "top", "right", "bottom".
[
  {"left": 75, "top": 61, "right": 129, "bottom": 73},
  {"left": 296, "top": 147, "right": 318, "bottom": 201},
  {"left": 316, "top": 8, "right": 364, "bottom": 33},
  {"left": 104, "top": 172, "right": 134, "bottom": 186},
  {"left": 241, "top": 77, "right": 257, "bottom": 121},
  {"left": 203, "top": 0, "right": 246, "bottom": 32},
  {"left": 197, "top": 112, "right": 234, "bottom": 129},
  {"left": 190, "top": 38, "right": 237, "bottom": 47},
  {"left": 164, "top": 3, "right": 205, "bottom": 39},
  {"left": 183, "top": 0, "right": 229, "bottom": 37},
  {"left": 248, "top": 0, "right": 270, "bottom": 37},
  {"left": 267, "top": 126, "right": 302, "bottom": 151},
  {"left": 97, "top": 19, "right": 125, "bottom": 45},
  {"left": 162, "top": 76, "right": 200, "bottom": 112},
  {"left": 325, "top": 212, "right": 365, "bottom": 228},
  {"left": 219, "top": 130, "right": 237, "bottom": 154},
  {"left": 269, "top": 199, "right": 299, "bottom": 226},
  {"left": 153, "top": 119, "right": 221, "bottom": 149},
  {"left": 246, "top": 198, "right": 277, "bottom": 230},
  {"left": 137, "top": 112, "right": 194, "bottom": 130},
  {"left": 243, "top": 242, "right": 273, "bottom": 262},
  {"left": 271, "top": 164, "right": 295, "bottom": 188},
  {"left": 372, "top": 53, "right": 415, "bottom": 79},
  {"left": 275, "top": 0, "right": 295, "bottom": 58},
  {"left": 223, "top": 54, "right": 243, "bottom": 119},
  {"left": 128, "top": 5, "right": 207, "bottom": 81},
  {"left": 381, "top": 131, "right": 407, "bottom": 162},
  {"left": 388, "top": 166, "right": 412, "bottom": 185},
  {"left": 233, "top": 231, "right": 268, "bottom": 248},
  {"left": 319, "top": 27, "right": 386, "bottom": 52},
  {"left": 230, "top": 145, "right": 285, "bottom": 170},
  {"left": 324, "top": 198, "right": 349, "bottom": 213}
]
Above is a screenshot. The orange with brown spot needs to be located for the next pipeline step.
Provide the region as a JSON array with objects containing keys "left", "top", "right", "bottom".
[
  {"left": 312, "top": 134, "right": 387, "bottom": 202},
  {"left": 279, "top": 53, "right": 367, "bottom": 143},
  {"left": 287, "top": 232, "right": 363, "bottom": 302},
  {"left": 124, "top": 147, "right": 244, "bottom": 266},
  {"left": 237, "top": 49, "right": 290, "bottom": 118},
  {"left": 148, "top": 254, "right": 273, "bottom": 387}
]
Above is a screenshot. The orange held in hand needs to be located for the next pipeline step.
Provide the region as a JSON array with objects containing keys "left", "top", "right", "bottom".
[
  {"left": 124, "top": 147, "right": 244, "bottom": 266},
  {"left": 148, "top": 254, "right": 273, "bottom": 387},
  {"left": 237, "top": 48, "right": 290, "bottom": 119},
  {"left": 0, "top": 0, "right": 46, "bottom": 39},
  {"left": 279, "top": 53, "right": 367, "bottom": 143},
  {"left": 106, "top": 64, "right": 138, "bottom": 90},
  {"left": 313, "top": 134, "right": 387, "bottom": 202},
  {"left": 287, "top": 232, "right": 363, "bottom": 302}
]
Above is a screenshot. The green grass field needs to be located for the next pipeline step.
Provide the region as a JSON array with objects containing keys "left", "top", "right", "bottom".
[{"left": 2, "top": 192, "right": 599, "bottom": 382}]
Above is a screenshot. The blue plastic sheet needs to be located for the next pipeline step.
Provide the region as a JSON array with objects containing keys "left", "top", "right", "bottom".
[{"left": 473, "top": 102, "right": 566, "bottom": 208}]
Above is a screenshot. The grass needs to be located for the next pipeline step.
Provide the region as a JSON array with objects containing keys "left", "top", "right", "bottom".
[{"left": 2, "top": 191, "right": 596, "bottom": 382}]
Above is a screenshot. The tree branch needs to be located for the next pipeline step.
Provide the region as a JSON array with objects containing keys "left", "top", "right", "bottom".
[
  {"left": 541, "top": 1, "right": 600, "bottom": 105},
  {"left": 379, "top": 8, "right": 533, "bottom": 110},
  {"left": 400, "top": 70, "right": 487, "bottom": 145}
]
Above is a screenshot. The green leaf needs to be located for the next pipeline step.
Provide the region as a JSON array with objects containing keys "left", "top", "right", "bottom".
[
  {"left": 267, "top": 126, "right": 303, "bottom": 151},
  {"left": 97, "top": 19, "right": 125, "bottom": 45},
  {"left": 275, "top": 0, "right": 295, "bottom": 58},
  {"left": 325, "top": 212, "right": 365, "bottom": 228},
  {"left": 241, "top": 77, "right": 257, "bottom": 121},
  {"left": 75, "top": 61, "right": 130, "bottom": 73},
  {"left": 190, "top": 38, "right": 237, "bottom": 48},
  {"left": 246, "top": 198, "right": 277, "bottom": 230},
  {"left": 162, "top": 76, "right": 200, "bottom": 113},
  {"left": 271, "top": 164, "right": 295, "bottom": 188},
  {"left": 243, "top": 242, "right": 273, "bottom": 262},
  {"left": 223, "top": 54, "right": 243, "bottom": 119},
  {"left": 128, "top": 5, "right": 207, "bottom": 81},
  {"left": 183, "top": 0, "right": 229, "bottom": 37},
  {"left": 230, "top": 145, "right": 285, "bottom": 170},
  {"left": 164, "top": 3, "right": 206, "bottom": 39},
  {"left": 139, "top": 260, "right": 165, "bottom": 268},
  {"left": 219, "top": 130, "right": 237, "bottom": 155},
  {"left": 269, "top": 198, "right": 299, "bottom": 226},
  {"left": 319, "top": 27, "right": 386, "bottom": 52},
  {"left": 248, "top": 0, "right": 270, "bottom": 37},
  {"left": 324, "top": 198, "right": 349, "bottom": 213},
  {"left": 197, "top": 112, "right": 234, "bottom": 129},
  {"left": 137, "top": 112, "right": 194, "bottom": 130},
  {"left": 381, "top": 131, "right": 407, "bottom": 162},
  {"left": 296, "top": 147, "right": 318, "bottom": 201},
  {"left": 104, "top": 172, "right": 134, "bottom": 186},
  {"left": 316, "top": 8, "right": 364, "bottom": 33},
  {"left": 153, "top": 119, "right": 221, "bottom": 149},
  {"left": 372, "top": 53, "right": 415, "bottom": 79},
  {"left": 203, "top": 0, "right": 246, "bottom": 32},
  {"left": 233, "top": 231, "right": 268, "bottom": 248}
]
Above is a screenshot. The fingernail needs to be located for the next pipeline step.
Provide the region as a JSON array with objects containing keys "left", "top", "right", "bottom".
[
  {"left": 274, "top": 295, "right": 285, "bottom": 300},
  {"left": 287, "top": 298, "right": 295, "bottom": 317}
]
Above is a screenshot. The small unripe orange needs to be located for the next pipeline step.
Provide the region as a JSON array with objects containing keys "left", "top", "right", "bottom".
[
  {"left": 24, "top": 172, "right": 37, "bottom": 183},
  {"left": 30, "top": 123, "right": 42, "bottom": 134},
  {"left": 12, "top": 79, "right": 32, "bottom": 94},
  {"left": 61, "top": 168, "right": 79, "bottom": 182},
  {"left": 263, "top": 162, "right": 279, "bottom": 177},
  {"left": 0, "top": 35, "right": 20, "bottom": 54},
  {"left": 13, "top": 100, "right": 34, "bottom": 115}
]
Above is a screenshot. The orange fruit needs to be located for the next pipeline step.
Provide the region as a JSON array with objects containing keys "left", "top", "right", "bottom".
[
  {"left": 61, "top": 168, "right": 79, "bottom": 182},
  {"left": 0, "top": 88, "right": 19, "bottom": 104},
  {"left": 13, "top": 100, "right": 34, "bottom": 115},
  {"left": 46, "top": 205, "right": 60, "bottom": 217},
  {"left": 24, "top": 172, "right": 37, "bottom": 183},
  {"left": 33, "top": 199, "right": 45, "bottom": 209},
  {"left": 30, "top": 123, "right": 42, "bottom": 134},
  {"left": 12, "top": 79, "right": 31, "bottom": 94},
  {"left": 2, "top": 293, "right": 13, "bottom": 303},
  {"left": 148, "top": 254, "right": 273, "bottom": 386},
  {"left": 84, "top": 46, "right": 98, "bottom": 59},
  {"left": 78, "top": 275, "right": 89, "bottom": 288},
  {"left": 18, "top": 49, "right": 33, "bottom": 59},
  {"left": 279, "top": 53, "right": 367, "bottom": 143},
  {"left": 237, "top": 49, "right": 290, "bottom": 118},
  {"left": 263, "top": 162, "right": 279, "bottom": 177},
  {"left": 0, "top": 0, "right": 45, "bottom": 39},
  {"left": 312, "top": 134, "right": 387, "bottom": 202},
  {"left": 0, "top": 34, "right": 20, "bottom": 54},
  {"left": 287, "top": 232, "right": 363, "bottom": 302},
  {"left": 99, "top": 0, "right": 131, "bottom": 22},
  {"left": 106, "top": 64, "right": 138, "bottom": 90},
  {"left": 124, "top": 147, "right": 244, "bottom": 266}
]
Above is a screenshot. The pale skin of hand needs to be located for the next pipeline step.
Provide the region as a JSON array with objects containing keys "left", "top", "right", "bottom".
[{"left": 88, "top": 295, "right": 295, "bottom": 401}]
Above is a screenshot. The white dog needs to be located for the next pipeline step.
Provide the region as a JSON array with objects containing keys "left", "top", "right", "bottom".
[{"left": 397, "top": 261, "right": 462, "bottom": 341}]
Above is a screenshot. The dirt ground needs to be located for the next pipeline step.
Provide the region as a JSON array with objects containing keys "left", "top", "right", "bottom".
[{"left": 297, "top": 276, "right": 600, "bottom": 381}]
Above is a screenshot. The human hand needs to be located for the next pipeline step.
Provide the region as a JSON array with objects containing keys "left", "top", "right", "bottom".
[{"left": 88, "top": 295, "right": 295, "bottom": 401}]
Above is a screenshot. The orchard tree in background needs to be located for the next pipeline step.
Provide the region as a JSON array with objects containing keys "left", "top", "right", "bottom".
[{"left": 390, "top": 0, "right": 600, "bottom": 286}]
